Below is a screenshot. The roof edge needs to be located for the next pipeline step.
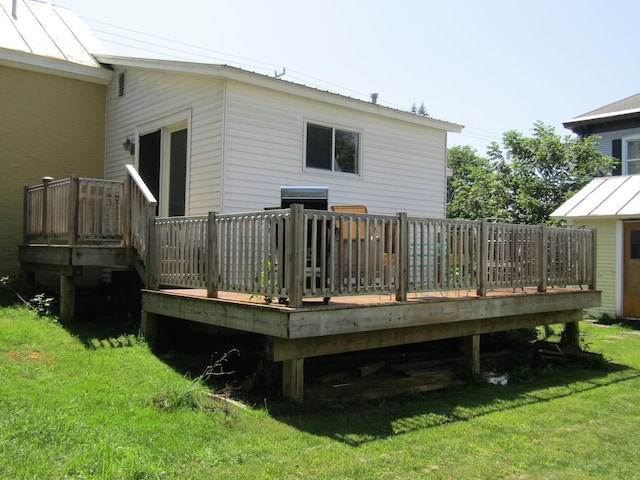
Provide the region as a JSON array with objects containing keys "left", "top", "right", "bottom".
[
  {"left": 563, "top": 108, "right": 640, "bottom": 128},
  {"left": 95, "top": 55, "right": 464, "bottom": 133},
  {"left": 0, "top": 47, "right": 112, "bottom": 84}
]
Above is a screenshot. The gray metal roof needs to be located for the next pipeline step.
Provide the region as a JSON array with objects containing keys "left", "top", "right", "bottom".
[
  {"left": 0, "top": 0, "right": 107, "bottom": 67},
  {"left": 551, "top": 175, "right": 640, "bottom": 219}
]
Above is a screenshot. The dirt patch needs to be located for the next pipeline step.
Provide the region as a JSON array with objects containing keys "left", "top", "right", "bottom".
[{"left": 4, "top": 349, "right": 47, "bottom": 363}]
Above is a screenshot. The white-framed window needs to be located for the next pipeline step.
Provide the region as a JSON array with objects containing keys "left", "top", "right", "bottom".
[
  {"left": 305, "top": 122, "right": 361, "bottom": 175},
  {"left": 625, "top": 137, "right": 640, "bottom": 175}
]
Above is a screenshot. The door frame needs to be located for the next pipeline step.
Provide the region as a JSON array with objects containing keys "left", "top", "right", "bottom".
[
  {"left": 136, "top": 109, "right": 192, "bottom": 216},
  {"left": 622, "top": 219, "right": 640, "bottom": 318}
]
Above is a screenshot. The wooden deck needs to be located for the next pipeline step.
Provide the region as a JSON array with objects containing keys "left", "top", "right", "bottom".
[{"left": 20, "top": 166, "right": 601, "bottom": 401}]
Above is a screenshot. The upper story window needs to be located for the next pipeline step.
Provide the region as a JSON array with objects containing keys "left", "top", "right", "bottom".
[
  {"left": 305, "top": 123, "right": 360, "bottom": 175},
  {"left": 626, "top": 139, "right": 640, "bottom": 174}
]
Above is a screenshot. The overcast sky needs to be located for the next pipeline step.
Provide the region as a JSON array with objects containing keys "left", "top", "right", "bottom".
[{"left": 50, "top": 0, "right": 638, "bottom": 154}]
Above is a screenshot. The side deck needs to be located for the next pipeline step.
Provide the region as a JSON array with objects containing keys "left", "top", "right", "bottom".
[{"left": 20, "top": 167, "right": 601, "bottom": 400}]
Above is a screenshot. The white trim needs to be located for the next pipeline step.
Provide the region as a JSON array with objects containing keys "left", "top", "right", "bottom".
[
  {"left": 220, "top": 80, "right": 228, "bottom": 214},
  {"left": 94, "top": 55, "right": 463, "bottom": 133},
  {"left": 0, "top": 47, "right": 111, "bottom": 84},
  {"left": 622, "top": 134, "right": 640, "bottom": 175},
  {"left": 303, "top": 119, "right": 363, "bottom": 178},
  {"left": 135, "top": 109, "right": 192, "bottom": 216},
  {"left": 616, "top": 220, "right": 623, "bottom": 317}
]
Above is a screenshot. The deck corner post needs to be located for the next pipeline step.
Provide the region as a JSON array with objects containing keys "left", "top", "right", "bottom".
[
  {"left": 589, "top": 228, "right": 597, "bottom": 291},
  {"left": 463, "top": 334, "right": 480, "bottom": 379},
  {"left": 141, "top": 310, "right": 157, "bottom": 343},
  {"left": 538, "top": 224, "right": 548, "bottom": 293},
  {"left": 396, "top": 211, "right": 408, "bottom": 302},
  {"left": 476, "top": 218, "right": 488, "bottom": 297},
  {"left": 42, "top": 176, "right": 52, "bottom": 244},
  {"left": 282, "top": 357, "right": 304, "bottom": 402},
  {"left": 22, "top": 185, "right": 30, "bottom": 245},
  {"left": 59, "top": 274, "right": 75, "bottom": 322},
  {"left": 68, "top": 175, "right": 79, "bottom": 246},
  {"left": 122, "top": 173, "right": 131, "bottom": 247},
  {"left": 288, "top": 204, "right": 305, "bottom": 309},
  {"left": 146, "top": 215, "right": 158, "bottom": 290},
  {"left": 206, "top": 211, "right": 219, "bottom": 298}
]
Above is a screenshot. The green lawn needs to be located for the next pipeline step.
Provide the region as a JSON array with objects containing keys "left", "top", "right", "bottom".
[{"left": 2, "top": 305, "right": 640, "bottom": 479}]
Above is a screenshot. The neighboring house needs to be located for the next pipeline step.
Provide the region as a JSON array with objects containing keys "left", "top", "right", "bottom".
[
  {"left": 95, "top": 55, "right": 463, "bottom": 219},
  {"left": 551, "top": 175, "right": 640, "bottom": 320},
  {"left": 557, "top": 95, "right": 640, "bottom": 320},
  {"left": 563, "top": 92, "right": 640, "bottom": 176},
  {"left": 0, "top": 0, "right": 111, "bottom": 276}
]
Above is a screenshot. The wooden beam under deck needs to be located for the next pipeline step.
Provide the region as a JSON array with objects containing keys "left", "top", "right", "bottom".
[
  {"left": 142, "top": 289, "right": 600, "bottom": 342},
  {"left": 267, "top": 309, "right": 583, "bottom": 362},
  {"left": 19, "top": 245, "right": 130, "bottom": 269}
]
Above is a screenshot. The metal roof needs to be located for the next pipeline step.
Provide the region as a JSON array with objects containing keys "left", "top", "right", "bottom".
[
  {"left": 551, "top": 175, "right": 640, "bottom": 219},
  {"left": 0, "top": 0, "right": 108, "bottom": 67}
]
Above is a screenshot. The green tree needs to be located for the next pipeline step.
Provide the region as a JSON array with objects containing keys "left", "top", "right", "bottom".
[
  {"left": 447, "top": 145, "right": 503, "bottom": 220},
  {"left": 448, "top": 121, "right": 616, "bottom": 224}
]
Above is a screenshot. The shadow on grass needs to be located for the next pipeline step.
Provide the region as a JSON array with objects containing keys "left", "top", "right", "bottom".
[{"left": 267, "top": 362, "right": 640, "bottom": 447}]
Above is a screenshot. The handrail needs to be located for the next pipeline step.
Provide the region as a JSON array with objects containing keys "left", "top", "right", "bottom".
[
  {"left": 125, "top": 164, "right": 157, "bottom": 205},
  {"left": 23, "top": 170, "right": 597, "bottom": 302}
]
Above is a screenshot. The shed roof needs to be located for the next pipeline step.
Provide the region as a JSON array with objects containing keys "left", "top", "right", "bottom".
[
  {"left": 0, "top": 0, "right": 108, "bottom": 66},
  {"left": 551, "top": 175, "right": 640, "bottom": 220}
]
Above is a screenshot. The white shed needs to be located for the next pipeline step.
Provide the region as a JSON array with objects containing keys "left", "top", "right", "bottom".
[
  {"left": 551, "top": 175, "right": 640, "bottom": 319},
  {"left": 97, "top": 55, "right": 462, "bottom": 218}
]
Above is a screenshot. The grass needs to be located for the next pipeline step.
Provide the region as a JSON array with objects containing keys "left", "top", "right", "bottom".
[{"left": 2, "top": 304, "right": 640, "bottom": 479}]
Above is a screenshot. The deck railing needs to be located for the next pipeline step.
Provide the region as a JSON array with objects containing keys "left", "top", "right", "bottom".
[
  {"left": 23, "top": 176, "right": 124, "bottom": 245},
  {"left": 24, "top": 169, "right": 596, "bottom": 305},
  {"left": 146, "top": 205, "right": 596, "bottom": 307}
]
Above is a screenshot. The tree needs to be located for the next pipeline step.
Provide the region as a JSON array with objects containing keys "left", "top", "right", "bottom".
[
  {"left": 410, "top": 102, "right": 429, "bottom": 117},
  {"left": 448, "top": 121, "right": 616, "bottom": 224},
  {"left": 447, "top": 145, "right": 503, "bottom": 220}
]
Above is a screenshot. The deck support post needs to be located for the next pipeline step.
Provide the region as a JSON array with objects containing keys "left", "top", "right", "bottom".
[
  {"left": 59, "top": 274, "right": 75, "bottom": 322},
  {"left": 538, "top": 224, "right": 548, "bottom": 293},
  {"left": 282, "top": 357, "right": 304, "bottom": 402},
  {"left": 288, "top": 204, "right": 305, "bottom": 309},
  {"left": 396, "top": 212, "right": 408, "bottom": 302},
  {"left": 141, "top": 310, "right": 157, "bottom": 343},
  {"left": 563, "top": 321, "right": 580, "bottom": 347},
  {"left": 589, "top": 228, "right": 597, "bottom": 291},
  {"left": 477, "top": 219, "right": 488, "bottom": 297},
  {"left": 206, "top": 211, "right": 219, "bottom": 298},
  {"left": 463, "top": 334, "right": 480, "bottom": 379}
]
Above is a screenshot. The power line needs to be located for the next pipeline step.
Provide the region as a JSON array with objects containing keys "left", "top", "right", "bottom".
[{"left": 85, "top": 14, "right": 503, "bottom": 146}]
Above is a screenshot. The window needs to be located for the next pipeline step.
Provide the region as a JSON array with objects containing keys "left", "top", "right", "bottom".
[
  {"left": 626, "top": 139, "right": 640, "bottom": 175},
  {"left": 631, "top": 230, "right": 640, "bottom": 259},
  {"left": 305, "top": 123, "right": 360, "bottom": 174}
]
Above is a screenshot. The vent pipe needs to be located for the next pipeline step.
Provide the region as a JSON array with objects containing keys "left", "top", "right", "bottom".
[
  {"left": 12, "top": 0, "right": 18, "bottom": 19},
  {"left": 370, "top": 92, "right": 379, "bottom": 104}
]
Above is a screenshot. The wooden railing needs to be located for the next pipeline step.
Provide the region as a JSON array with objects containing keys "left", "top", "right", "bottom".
[
  {"left": 147, "top": 205, "right": 596, "bottom": 307},
  {"left": 23, "top": 169, "right": 596, "bottom": 305},
  {"left": 23, "top": 176, "right": 123, "bottom": 245},
  {"left": 123, "top": 164, "right": 157, "bottom": 284}
]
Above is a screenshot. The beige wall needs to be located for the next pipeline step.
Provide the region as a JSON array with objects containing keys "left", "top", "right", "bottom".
[{"left": 0, "top": 66, "right": 106, "bottom": 275}]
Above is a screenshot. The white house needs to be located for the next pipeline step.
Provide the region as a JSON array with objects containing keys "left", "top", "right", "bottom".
[{"left": 96, "top": 55, "right": 463, "bottom": 219}]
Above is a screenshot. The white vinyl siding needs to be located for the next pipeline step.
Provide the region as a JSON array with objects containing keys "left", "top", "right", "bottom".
[
  {"left": 104, "top": 67, "right": 225, "bottom": 215},
  {"left": 569, "top": 218, "right": 617, "bottom": 318},
  {"left": 222, "top": 81, "right": 447, "bottom": 217}
]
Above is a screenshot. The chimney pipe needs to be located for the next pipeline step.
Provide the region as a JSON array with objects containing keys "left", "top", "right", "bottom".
[
  {"left": 370, "top": 93, "right": 379, "bottom": 104},
  {"left": 12, "top": 0, "right": 18, "bottom": 19}
]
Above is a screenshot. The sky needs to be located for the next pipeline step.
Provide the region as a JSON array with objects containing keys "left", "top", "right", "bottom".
[{"left": 49, "top": 0, "right": 639, "bottom": 155}]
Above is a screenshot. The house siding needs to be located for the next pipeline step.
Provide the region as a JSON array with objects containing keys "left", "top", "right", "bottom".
[
  {"left": 104, "top": 67, "right": 225, "bottom": 214},
  {"left": 595, "top": 127, "right": 640, "bottom": 157},
  {"left": 0, "top": 65, "right": 106, "bottom": 275},
  {"left": 568, "top": 218, "right": 618, "bottom": 318},
  {"left": 222, "top": 81, "right": 447, "bottom": 216}
]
